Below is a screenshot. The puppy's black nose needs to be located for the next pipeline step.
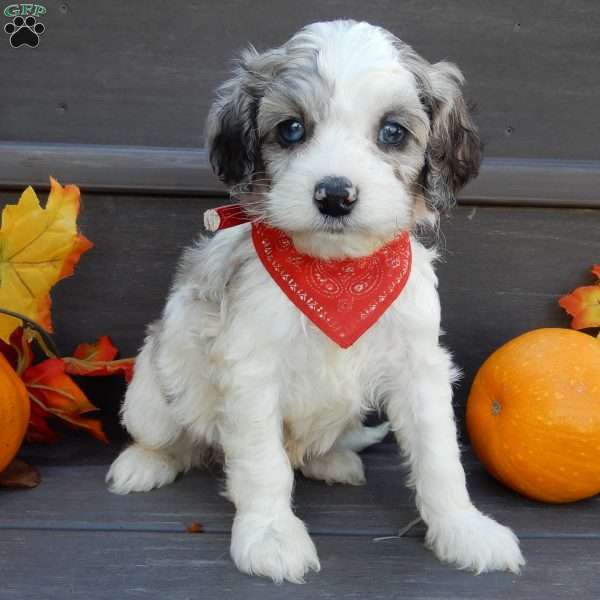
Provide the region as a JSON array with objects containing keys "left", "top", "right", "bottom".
[{"left": 314, "top": 176, "right": 357, "bottom": 217}]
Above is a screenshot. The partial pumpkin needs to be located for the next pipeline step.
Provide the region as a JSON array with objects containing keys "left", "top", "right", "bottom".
[
  {"left": 0, "top": 352, "right": 30, "bottom": 473},
  {"left": 467, "top": 328, "right": 600, "bottom": 503}
]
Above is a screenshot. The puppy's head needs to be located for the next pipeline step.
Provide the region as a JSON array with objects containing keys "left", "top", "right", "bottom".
[{"left": 207, "top": 20, "right": 480, "bottom": 258}]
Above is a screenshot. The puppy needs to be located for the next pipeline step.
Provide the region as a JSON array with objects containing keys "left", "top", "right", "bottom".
[{"left": 107, "top": 20, "right": 524, "bottom": 582}]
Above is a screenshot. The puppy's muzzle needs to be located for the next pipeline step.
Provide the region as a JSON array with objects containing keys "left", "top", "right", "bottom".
[{"left": 314, "top": 176, "right": 358, "bottom": 217}]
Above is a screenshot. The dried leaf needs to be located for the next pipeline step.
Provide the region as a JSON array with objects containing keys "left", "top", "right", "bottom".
[
  {"left": 24, "top": 358, "right": 97, "bottom": 413},
  {"left": 186, "top": 521, "right": 204, "bottom": 534},
  {"left": 27, "top": 402, "right": 59, "bottom": 444},
  {"left": 559, "top": 285, "right": 600, "bottom": 330},
  {"left": 63, "top": 336, "right": 134, "bottom": 381},
  {"left": 0, "top": 178, "right": 93, "bottom": 342},
  {"left": 0, "top": 327, "right": 33, "bottom": 374},
  {"left": 23, "top": 357, "right": 108, "bottom": 444},
  {"left": 73, "top": 336, "right": 118, "bottom": 361},
  {"left": 592, "top": 265, "right": 600, "bottom": 280},
  {"left": 0, "top": 459, "right": 40, "bottom": 488}
]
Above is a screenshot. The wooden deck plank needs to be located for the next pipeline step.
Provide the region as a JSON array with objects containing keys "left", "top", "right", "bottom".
[
  {"left": 4, "top": 440, "right": 599, "bottom": 539},
  {"left": 3, "top": 144, "right": 600, "bottom": 208},
  {"left": 1, "top": 530, "right": 598, "bottom": 600},
  {"left": 4, "top": 439, "right": 599, "bottom": 598},
  {"left": 3, "top": 2, "right": 600, "bottom": 161},
  {"left": 0, "top": 193, "right": 596, "bottom": 424}
]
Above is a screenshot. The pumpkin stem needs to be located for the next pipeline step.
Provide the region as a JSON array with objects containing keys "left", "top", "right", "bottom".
[{"left": 0, "top": 308, "right": 60, "bottom": 358}]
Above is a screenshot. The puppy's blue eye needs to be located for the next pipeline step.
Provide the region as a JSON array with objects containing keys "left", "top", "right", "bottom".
[
  {"left": 277, "top": 119, "right": 305, "bottom": 145},
  {"left": 378, "top": 121, "right": 407, "bottom": 145}
]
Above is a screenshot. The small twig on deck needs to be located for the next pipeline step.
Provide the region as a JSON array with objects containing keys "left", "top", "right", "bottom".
[{"left": 373, "top": 516, "right": 423, "bottom": 542}]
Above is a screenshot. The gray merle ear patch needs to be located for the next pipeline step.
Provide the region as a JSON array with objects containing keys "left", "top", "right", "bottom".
[{"left": 4, "top": 15, "right": 45, "bottom": 48}]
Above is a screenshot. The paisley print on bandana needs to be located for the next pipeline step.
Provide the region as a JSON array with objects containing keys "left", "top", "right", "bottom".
[{"left": 251, "top": 222, "right": 412, "bottom": 348}]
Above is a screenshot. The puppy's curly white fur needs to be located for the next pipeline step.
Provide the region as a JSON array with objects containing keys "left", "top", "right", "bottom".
[{"left": 107, "top": 20, "right": 524, "bottom": 582}]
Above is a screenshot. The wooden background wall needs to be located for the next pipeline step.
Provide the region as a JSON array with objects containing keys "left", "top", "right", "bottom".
[{"left": 1, "top": 1, "right": 599, "bottom": 436}]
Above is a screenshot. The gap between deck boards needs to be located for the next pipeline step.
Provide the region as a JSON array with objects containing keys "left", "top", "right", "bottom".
[
  {"left": 5, "top": 439, "right": 600, "bottom": 542},
  {"left": 1, "top": 142, "right": 600, "bottom": 208},
  {"left": 3, "top": 523, "right": 600, "bottom": 542}
]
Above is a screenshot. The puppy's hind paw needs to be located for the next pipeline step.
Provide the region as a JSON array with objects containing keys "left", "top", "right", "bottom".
[
  {"left": 106, "top": 444, "right": 180, "bottom": 494},
  {"left": 426, "top": 508, "right": 525, "bottom": 574},
  {"left": 231, "top": 511, "right": 320, "bottom": 583},
  {"left": 301, "top": 448, "right": 366, "bottom": 486}
]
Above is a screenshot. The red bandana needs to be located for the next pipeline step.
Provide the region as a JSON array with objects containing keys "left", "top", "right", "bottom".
[{"left": 251, "top": 222, "right": 412, "bottom": 348}]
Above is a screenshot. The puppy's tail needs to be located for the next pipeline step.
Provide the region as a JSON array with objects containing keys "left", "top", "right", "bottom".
[{"left": 337, "top": 422, "right": 390, "bottom": 453}]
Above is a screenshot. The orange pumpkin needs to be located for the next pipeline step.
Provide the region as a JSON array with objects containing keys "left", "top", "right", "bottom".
[
  {"left": 467, "top": 328, "right": 600, "bottom": 503},
  {"left": 0, "top": 352, "right": 30, "bottom": 473}
]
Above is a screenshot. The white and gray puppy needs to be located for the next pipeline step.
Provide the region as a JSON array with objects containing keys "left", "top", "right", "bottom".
[{"left": 107, "top": 20, "right": 524, "bottom": 582}]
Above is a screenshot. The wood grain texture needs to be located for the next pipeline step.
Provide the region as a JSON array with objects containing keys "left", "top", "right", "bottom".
[
  {"left": 4, "top": 439, "right": 600, "bottom": 540},
  {"left": 0, "top": 188, "right": 595, "bottom": 442},
  {"left": 0, "top": 190, "right": 596, "bottom": 427},
  {"left": 1, "top": 1, "right": 599, "bottom": 160},
  {"left": 4, "top": 439, "right": 600, "bottom": 598},
  {"left": 2, "top": 531, "right": 600, "bottom": 599},
  {"left": 2, "top": 143, "right": 600, "bottom": 208}
]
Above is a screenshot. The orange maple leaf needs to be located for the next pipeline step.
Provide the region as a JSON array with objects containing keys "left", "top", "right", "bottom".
[
  {"left": 0, "top": 326, "right": 33, "bottom": 375},
  {"left": 559, "top": 285, "right": 600, "bottom": 330},
  {"left": 27, "top": 402, "right": 60, "bottom": 444},
  {"left": 0, "top": 329, "right": 134, "bottom": 444},
  {"left": 23, "top": 357, "right": 108, "bottom": 444},
  {"left": 0, "top": 178, "right": 93, "bottom": 342},
  {"left": 63, "top": 335, "right": 134, "bottom": 381},
  {"left": 73, "top": 336, "right": 119, "bottom": 361}
]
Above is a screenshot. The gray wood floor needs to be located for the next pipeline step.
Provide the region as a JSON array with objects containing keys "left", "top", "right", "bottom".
[{"left": 2, "top": 437, "right": 599, "bottom": 600}]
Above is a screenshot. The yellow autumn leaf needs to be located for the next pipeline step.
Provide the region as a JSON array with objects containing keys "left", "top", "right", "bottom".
[{"left": 0, "top": 178, "right": 93, "bottom": 342}]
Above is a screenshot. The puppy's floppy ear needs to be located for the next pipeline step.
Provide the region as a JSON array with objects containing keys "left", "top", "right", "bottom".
[
  {"left": 206, "top": 49, "right": 261, "bottom": 185},
  {"left": 422, "top": 62, "right": 482, "bottom": 213}
]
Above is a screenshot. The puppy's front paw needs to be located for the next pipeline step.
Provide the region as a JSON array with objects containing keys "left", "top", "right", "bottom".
[
  {"left": 106, "top": 444, "right": 180, "bottom": 494},
  {"left": 231, "top": 510, "right": 320, "bottom": 583},
  {"left": 426, "top": 508, "right": 525, "bottom": 574}
]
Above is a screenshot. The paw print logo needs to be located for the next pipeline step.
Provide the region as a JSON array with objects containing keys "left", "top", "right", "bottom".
[{"left": 4, "top": 15, "right": 45, "bottom": 48}]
